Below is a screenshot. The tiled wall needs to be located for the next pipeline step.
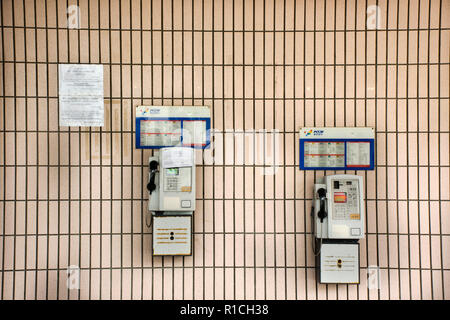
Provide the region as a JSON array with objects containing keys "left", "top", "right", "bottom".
[{"left": 0, "top": 0, "right": 449, "bottom": 300}]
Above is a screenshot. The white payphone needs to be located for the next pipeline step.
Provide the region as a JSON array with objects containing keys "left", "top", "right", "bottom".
[
  {"left": 147, "top": 147, "right": 195, "bottom": 256},
  {"left": 312, "top": 174, "right": 365, "bottom": 284}
]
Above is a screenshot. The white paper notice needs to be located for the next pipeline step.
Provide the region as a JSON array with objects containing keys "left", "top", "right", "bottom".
[
  {"left": 346, "top": 142, "right": 371, "bottom": 167},
  {"left": 183, "top": 120, "right": 207, "bottom": 146},
  {"left": 162, "top": 147, "right": 194, "bottom": 168},
  {"left": 59, "top": 64, "right": 104, "bottom": 126}
]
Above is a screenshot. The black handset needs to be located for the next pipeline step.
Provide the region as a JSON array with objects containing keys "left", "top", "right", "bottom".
[
  {"left": 317, "top": 188, "right": 327, "bottom": 223},
  {"left": 147, "top": 160, "right": 159, "bottom": 194}
]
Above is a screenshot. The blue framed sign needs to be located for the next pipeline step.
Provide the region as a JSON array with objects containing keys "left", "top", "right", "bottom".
[
  {"left": 299, "top": 127, "right": 375, "bottom": 171},
  {"left": 135, "top": 106, "right": 211, "bottom": 149}
]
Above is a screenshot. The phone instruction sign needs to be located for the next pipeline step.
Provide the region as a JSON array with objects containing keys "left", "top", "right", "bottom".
[
  {"left": 135, "top": 106, "right": 211, "bottom": 149},
  {"left": 299, "top": 127, "right": 375, "bottom": 170}
]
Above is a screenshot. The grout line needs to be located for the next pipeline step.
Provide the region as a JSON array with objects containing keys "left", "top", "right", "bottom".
[
  {"left": 302, "top": 0, "right": 307, "bottom": 300},
  {"left": 98, "top": 0, "right": 103, "bottom": 300},
  {"left": 2, "top": 266, "right": 448, "bottom": 272},
  {"left": 22, "top": 0, "right": 29, "bottom": 300},
  {"left": 2, "top": 25, "right": 450, "bottom": 32},
  {"left": 292, "top": 0, "right": 298, "bottom": 301},
  {"left": 373, "top": 0, "right": 380, "bottom": 301},
  {"left": 426, "top": 0, "right": 434, "bottom": 300},
  {"left": 415, "top": 0, "right": 422, "bottom": 300},
  {"left": 45, "top": 0, "right": 51, "bottom": 300},
  {"left": 108, "top": 0, "right": 113, "bottom": 301},
  {"left": 11, "top": 0, "right": 17, "bottom": 300},
  {"left": 437, "top": 0, "right": 445, "bottom": 300},
  {"left": 139, "top": 0, "right": 144, "bottom": 301},
  {"left": 129, "top": 0, "right": 134, "bottom": 300},
  {"left": 34, "top": 0, "right": 41, "bottom": 300},
  {"left": 1, "top": 231, "right": 449, "bottom": 236}
]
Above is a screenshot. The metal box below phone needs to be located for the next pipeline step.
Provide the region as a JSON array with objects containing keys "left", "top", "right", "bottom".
[
  {"left": 152, "top": 215, "right": 192, "bottom": 256},
  {"left": 318, "top": 242, "right": 360, "bottom": 284}
]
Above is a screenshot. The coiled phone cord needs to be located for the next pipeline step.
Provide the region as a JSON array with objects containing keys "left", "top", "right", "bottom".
[
  {"left": 145, "top": 212, "right": 152, "bottom": 228},
  {"left": 146, "top": 160, "right": 159, "bottom": 229},
  {"left": 311, "top": 206, "right": 323, "bottom": 256}
]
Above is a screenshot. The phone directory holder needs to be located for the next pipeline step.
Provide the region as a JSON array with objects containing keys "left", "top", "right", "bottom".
[
  {"left": 135, "top": 106, "right": 211, "bottom": 149},
  {"left": 299, "top": 127, "right": 375, "bottom": 171}
]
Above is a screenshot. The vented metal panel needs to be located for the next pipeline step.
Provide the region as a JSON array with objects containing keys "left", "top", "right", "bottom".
[{"left": 0, "top": 0, "right": 449, "bottom": 300}]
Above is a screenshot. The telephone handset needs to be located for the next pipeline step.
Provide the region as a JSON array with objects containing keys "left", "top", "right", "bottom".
[
  {"left": 147, "top": 160, "right": 159, "bottom": 195},
  {"left": 317, "top": 188, "right": 327, "bottom": 223}
]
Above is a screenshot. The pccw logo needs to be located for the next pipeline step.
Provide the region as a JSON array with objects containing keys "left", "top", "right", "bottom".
[{"left": 304, "top": 129, "right": 324, "bottom": 136}]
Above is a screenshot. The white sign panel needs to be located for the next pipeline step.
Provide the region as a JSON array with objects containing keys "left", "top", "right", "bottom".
[
  {"left": 299, "top": 127, "right": 375, "bottom": 170},
  {"left": 135, "top": 106, "right": 211, "bottom": 149}
]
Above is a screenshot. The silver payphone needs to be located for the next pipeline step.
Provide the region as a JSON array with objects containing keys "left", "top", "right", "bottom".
[
  {"left": 147, "top": 147, "right": 195, "bottom": 256},
  {"left": 312, "top": 174, "right": 365, "bottom": 284}
]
